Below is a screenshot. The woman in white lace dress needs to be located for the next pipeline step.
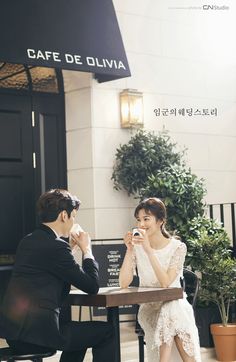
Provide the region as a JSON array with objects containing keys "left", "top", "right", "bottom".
[{"left": 119, "top": 198, "right": 201, "bottom": 362}]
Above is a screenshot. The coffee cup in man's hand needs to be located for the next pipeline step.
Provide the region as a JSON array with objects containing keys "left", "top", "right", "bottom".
[{"left": 71, "top": 223, "right": 83, "bottom": 236}]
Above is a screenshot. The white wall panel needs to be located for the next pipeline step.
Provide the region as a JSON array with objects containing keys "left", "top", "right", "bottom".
[
  {"left": 118, "top": 13, "right": 162, "bottom": 56},
  {"left": 170, "top": 132, "right": 210, "bottom": 170},
  {"left": 124, "top": 53, "right": 206, "bottom": 97},
  {"left": 91, "top": 89, "right": 120, "bottom": 128},
  {"left": 161, "top": 20, "right": 202, "bottom": 60},
  {"left": 67, "top": 169, "right": 94, "bottom": 210},
  {"left": 92, "top": 128, "right": 132, "bottom": 168},
  {"left": 75, "top": 209, "right": 96, "bottom": 239},
  {"left": 65, "top": 89, "right": 92, "bottom": 130},
  {"left": 208, "top": 136, "right": 236, "bottom": 171},
  {"left": 195, "top": 170, "right": 236, "bottom": 204},
  {"left": 93, "top": 168, "right": 136, "bottom": 209},
  {"left": 66, "top": 129, "right": 93, "bottom": 170},
  {"left": 94, "top": 208, "right": 136, "bottom": 240},
  {"left": 204, "top": 63, "right": 236, "bottom": 101}
]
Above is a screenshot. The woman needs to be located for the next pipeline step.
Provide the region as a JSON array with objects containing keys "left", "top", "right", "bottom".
[{"left": 119, "top": 197, "right": 201, "bottom": 362}]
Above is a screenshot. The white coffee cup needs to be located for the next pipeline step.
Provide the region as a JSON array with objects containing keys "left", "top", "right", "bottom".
[
  {"left": 71, "top": 223, "right": 83, "bottom": 235},
  {"left": 132, "top": 228, "right": 141, "bottom": 237}
]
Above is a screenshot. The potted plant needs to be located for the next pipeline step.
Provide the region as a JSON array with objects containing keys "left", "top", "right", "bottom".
[
  {"left": 202, "top": 255, "right": 236, "bottom": 361},
  {"left": 186, "top": 220, "right": 236, "bottom": 360}
]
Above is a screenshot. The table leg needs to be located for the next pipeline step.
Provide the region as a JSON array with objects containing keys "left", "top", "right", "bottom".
[{"left": 107, "top": 306, "right": 121, "bottom": 362}]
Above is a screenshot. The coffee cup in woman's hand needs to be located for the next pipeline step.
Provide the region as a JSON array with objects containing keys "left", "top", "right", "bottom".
[{"left": 132, "top": 228, "right": 141, "bottom": 237}]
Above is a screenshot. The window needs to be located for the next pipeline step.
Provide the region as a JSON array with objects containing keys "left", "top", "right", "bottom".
[{"left": 0, "top": 62, "right": 60, "bottom": 93}]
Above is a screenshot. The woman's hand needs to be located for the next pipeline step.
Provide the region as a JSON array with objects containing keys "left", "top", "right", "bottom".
[
  {"left": 132, "top": 229, "right": 153, "bottom": 254},
  {"left": 124, "top": 231, "right": 133, "bottom": 251},
  {"left": 120, "top": 231, "right": 135, "bottom": 288}
]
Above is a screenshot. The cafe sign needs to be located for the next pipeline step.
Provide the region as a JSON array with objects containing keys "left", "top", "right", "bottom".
[
  {"left": 0, "top": 0, "right": 131, "bottom": 83},
  {"left": 26, "top": 49, "right": 127, "bottom": 71}
]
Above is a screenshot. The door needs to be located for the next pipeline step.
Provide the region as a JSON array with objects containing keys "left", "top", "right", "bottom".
[
  {"left": 32, "top": 93, "right": 67, "bottom": 202},
  {"left": 0, "top": 94, "right": 34, "bottom": 253},
  {"left": 0, "top": 92, "right": 67, "bottom": 255}
]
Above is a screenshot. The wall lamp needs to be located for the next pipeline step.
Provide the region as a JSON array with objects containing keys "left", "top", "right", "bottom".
[{"left": 120, "top": 89, "right": 143, "bottom": 128}]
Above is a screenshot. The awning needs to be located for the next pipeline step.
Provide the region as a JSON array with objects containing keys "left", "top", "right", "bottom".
[{"left": 0, "top": 0, "right": 131, "bottom": 83}]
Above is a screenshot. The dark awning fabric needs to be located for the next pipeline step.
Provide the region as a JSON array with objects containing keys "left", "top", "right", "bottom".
[{"left": 0, "top": 0, "right": 131, "bottom": 83}]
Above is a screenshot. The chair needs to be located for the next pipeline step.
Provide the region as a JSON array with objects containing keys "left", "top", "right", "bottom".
[
  {"left": 0, "top": 348, "right": 56, "bottom": 362},
  {"left": 0, "top": 268, "right": 56, "bottom": 362},
  {"left": 135, "top": 268, "right": 200, "bottom": 362},
  {"left": 180, "top": 268, "right": 200, "bottom": 309}
]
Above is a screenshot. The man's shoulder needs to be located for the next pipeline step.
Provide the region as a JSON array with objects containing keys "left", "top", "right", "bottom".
[
  {"left": 21, "top": 227, "right": 68, "bottom": 248},
  {"left": 23, "top": 227, "right": 53, "bottom": 242}
]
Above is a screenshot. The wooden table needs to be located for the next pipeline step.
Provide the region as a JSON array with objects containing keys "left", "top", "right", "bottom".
[{"left": 69, "top": 286, "right": 183, "bottom": 362}]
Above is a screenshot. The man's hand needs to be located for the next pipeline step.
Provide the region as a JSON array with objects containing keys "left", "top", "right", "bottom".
[
  {"left": 70, "top": 224, "right": 92, "bottom": 255},
  {"left": 69, "top": 223, "right": 83, "bottom": 250}
]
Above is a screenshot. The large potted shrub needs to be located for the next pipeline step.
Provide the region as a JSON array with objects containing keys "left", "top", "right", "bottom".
[
  {"left": 202, "top": 254, "right": 236, "bottom": 361},
  {"left": 186, "top": 216, "right": 236, "bottom": 361},
  {"left": 184, "top": 216, "right": 233, "bottom": 348}
]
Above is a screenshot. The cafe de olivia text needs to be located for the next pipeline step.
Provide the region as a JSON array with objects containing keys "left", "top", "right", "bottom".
[{"left": 27, "top": 48, "right": 126, "bottom": 70}]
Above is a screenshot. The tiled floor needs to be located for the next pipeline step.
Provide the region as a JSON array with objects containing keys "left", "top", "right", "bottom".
[{"left": 0, "top": 323, "right": 218, "bottom": 361}]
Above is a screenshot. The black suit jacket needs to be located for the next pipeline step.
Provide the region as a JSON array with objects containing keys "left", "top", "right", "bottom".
[{"left": 0, "top": 224, "right": 99, "bottom": 349}]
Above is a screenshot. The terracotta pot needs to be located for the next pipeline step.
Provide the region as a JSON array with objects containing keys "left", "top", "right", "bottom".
[{"left": 210, "top": 323, "right": 236, "bottom": 361}]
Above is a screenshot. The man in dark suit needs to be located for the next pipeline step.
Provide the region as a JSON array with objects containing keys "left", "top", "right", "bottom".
[{"left": 0, "top": 189, "right": 115, "bottom": 362}]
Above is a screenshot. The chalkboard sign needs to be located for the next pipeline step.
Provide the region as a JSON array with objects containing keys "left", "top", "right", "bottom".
[
  {"left": 92, "top": 243, "right": 139, "bottom": 316},
  {"left": 92, "top": 244, "right": 126, "bottom": 287}
]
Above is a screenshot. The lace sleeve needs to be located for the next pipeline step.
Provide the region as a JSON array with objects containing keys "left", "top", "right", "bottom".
[{"left": 169, "top": 242, "right": 187, "bottom": 274}]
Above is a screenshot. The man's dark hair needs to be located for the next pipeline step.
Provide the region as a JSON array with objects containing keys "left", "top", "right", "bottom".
[{"left": 37, "top": 189, "right": 81, "bottom": 223}]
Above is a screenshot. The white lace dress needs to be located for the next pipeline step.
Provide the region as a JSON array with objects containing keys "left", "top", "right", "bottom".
[{"left": 133, "top": 238, "right": 201, "bottom": 362}]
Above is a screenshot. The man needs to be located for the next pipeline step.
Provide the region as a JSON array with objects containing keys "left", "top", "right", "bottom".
[{"left": 0, "top": 189, "right": 115, "bottom": 362}]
